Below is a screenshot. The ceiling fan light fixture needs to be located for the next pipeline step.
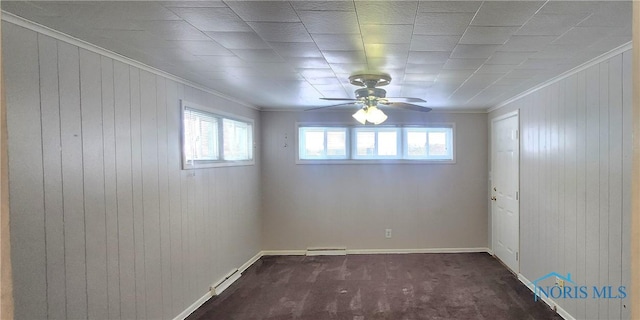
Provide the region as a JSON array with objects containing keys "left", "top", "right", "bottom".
[
  {"left": 352, "top": 108, "right": 368, "bottom": 124},
  {"left": 366, "top": 106, "right": 388, "bottom": 125}
]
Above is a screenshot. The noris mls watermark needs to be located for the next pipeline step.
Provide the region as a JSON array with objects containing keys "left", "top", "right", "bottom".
[{"left": 530, "top": 272, "right": 627, "bottom": 301}]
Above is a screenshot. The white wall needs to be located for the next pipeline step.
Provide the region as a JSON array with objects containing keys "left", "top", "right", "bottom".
[
  {"left": 261, "top": 110, "right": 488, "bottom": 251},
  {"left": 3, "top": 22, "right": 261, "bottom": 320},
  {"left": 489, "top": 49, "right": 632, "bottom": 319}
]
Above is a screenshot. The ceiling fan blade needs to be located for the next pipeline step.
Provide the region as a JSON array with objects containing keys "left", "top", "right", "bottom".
[
  {"left": 385, "top": 97, "right": 427, "bottom": 103},
  {"left": 306, "top": 102, "right": 358, "bottom": 111},
  {"left": 385, "top": 102, "right": 432, "bottom": 112},
  {"left": 320, "top": 97, "right": 358, "bottom": 101}
]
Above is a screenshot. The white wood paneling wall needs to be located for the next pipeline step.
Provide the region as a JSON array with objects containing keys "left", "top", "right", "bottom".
[
  {"left": 490, "top": 50, "right": 632, "bottom": 319},
  {"left": 3, "top": 22, "right": 261, "bottom": 320}
]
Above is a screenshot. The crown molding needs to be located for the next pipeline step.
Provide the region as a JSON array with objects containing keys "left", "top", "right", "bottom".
[
  {"left": 488, "top": 41, "right": 632, "bottom": 113},
  {"left": 1, "top": 11, "right": 260, "bottom": 111}
]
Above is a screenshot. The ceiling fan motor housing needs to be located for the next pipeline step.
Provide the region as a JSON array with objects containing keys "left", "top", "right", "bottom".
[{"left": 355, "top": 87, "right": 386, "bottom": 100}]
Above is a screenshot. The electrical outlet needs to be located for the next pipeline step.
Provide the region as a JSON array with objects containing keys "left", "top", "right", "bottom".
[
  {"left": 385, "top": 229, "right": 392, "bottom": 239},
  {"left": 555, "top": 276, "right": 565, "bottom": 288}
]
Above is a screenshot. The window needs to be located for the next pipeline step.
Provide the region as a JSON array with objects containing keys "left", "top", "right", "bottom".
[
  {"left": 182, "top": 101, "right": 254, "bottom": 169},
  {"left": 403, "top": 127, "right": 454, "bottom": 160},
  {"left": 353, "top": 128, "right": 400, "bottom": 159},
  {"left": 297, "top": 124, "right": 454, "bottom": 163},
  {"left": 298, "top": 127, "right": 347, "bottom": 159}
]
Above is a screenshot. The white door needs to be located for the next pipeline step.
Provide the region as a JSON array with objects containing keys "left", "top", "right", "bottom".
[{"left": 491, "top": 112, "right": 519, "bottom": 273}]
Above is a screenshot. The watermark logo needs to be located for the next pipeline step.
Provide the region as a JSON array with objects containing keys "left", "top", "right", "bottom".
[{"left": 530, "top": 272, "right": 626, "bottom": 301}]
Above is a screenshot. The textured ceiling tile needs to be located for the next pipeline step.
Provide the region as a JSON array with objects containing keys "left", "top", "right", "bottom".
[
  {"left": 168, "top": 7, "right": 252, "bottom": 32},
  {"left": 322, "top": 50, "right": 367, "bottom": 64},
  {"left": 499, "top": 35, "right": 557, "bottom": 52},
  {"left": 407, "top": 51, "right": 451, "bottom": 64},
  {"left": 538, "top": 1, "right": 603, "bottom": 15},
  {"left": 364, "top": 44, "right": 410, "bottom": 58},
  {"left": 161, "top": 1, "right": 227, "bottom": 8},
  {"left": 355, "top": 1, "right": 418, "bottom": 25},
  {"left": 552, "top": 27, "right": 617, "bottom": 46},
  {"left": 297, "top": 10, "right": 360, "bottom": 34},
  {"left": 476, "top": 64, "right": 514, "bottom": 74},
  {"left": 205, "top": 31, "right": 270, "bottom": 49},
  {"left": 231, "top": 49, "right": 284, "bottom": 62},
  {"left": 298, "top": 68, "right": 336, "bottom": 79},
  {"left": 137, "top": 21, "right": 209, "bottom": 41},
  {"left": 443, "top": 58, "right": 486, "bottom": 70},
  {"left": 414, "top": 12, "right": 474, "bottom": 35},
  {"left": 287, "top": 57, "right": 331, "bottom": 69},
  {"left": 471, "top": 1, "right": 545, "bottom": 26},
  {"left": 329, "top": 63, "right": 368, "bottom": 74},
  {"left": 270, "top": 42, "right": 323, "bottom": 58},
  {"left": 460, "top": 26, "right": 518, "bottom": 45},
  {"left": 405, "top": 63, "right": 444, "bottom": 74},
  {"left": 451, "top": 44, "right": 499, "bottom": 59},
  {"left": 225, "top": 1, "right": 299, "bottom": 22},
  {"left": 516, "top": 13, "right": 591, "bottom": 36},
  {"left": 311, "top": 34, "right": 364, "bottom": 51},
  {"left": 485, "top": 51, "right": 535, "bottom": 65},
  {"left": 291, "top": 1, "right": 355, "bottom": 12},
  {"left": 410, "top": 35, "right": 460, "bottom": 51},
  {"left": 578, "top": 2, "right": 631, "bottom": 27},
  {"left": 418, "top": 1, "right": 481, "bottom": 13},
  {"left": 361, "top": 25, "right": 414, "bottom": 44},
  {"left": 91, "top": 2, "right": 182, "bottom": 21},
  {"left": 248, "top": 22, "right": 313, "bottom": 42},
  {"left": 368, "top": 57, "right": 409, "bottom": 69},
  {"left": 172, "top": 40, "right": 233, "bottom": 56},
  {"left": 404, "top": 73, "right": 437, "bottom": 82}
]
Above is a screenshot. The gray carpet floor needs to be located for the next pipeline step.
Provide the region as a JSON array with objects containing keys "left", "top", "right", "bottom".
[{"left": 189, "top": 253, "right": 562, "bottom": 319}]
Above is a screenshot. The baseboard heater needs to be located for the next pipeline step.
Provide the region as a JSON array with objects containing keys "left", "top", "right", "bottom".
[
  {"left": 211, "top": 268, "right": 241, "bottom": 296},
  {"left": 306, "top": 247, "right": 347, "bottom": 256}
]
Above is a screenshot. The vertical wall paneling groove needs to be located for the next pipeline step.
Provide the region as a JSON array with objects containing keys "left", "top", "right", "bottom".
[
  {"left": 598, "top": 61, "right": 610, "bottom": 318},
  {"left": 490, "top": 51, "right": 632, "bottom": 319},
  {"left": 576, "top": 69, "right": 588, "bottom": 316},
  {"left": 114, "top": 60, "right": 135, "bottom": 320},
  {"left": 139, "top": 70, "right": 162, "bottom": 320},
  {"left": 101, "top": 55, "right": 121, "bottom": 320},
  {"left": 156, "top": 75, "right": 172, "bottom": 319},
  {"left": 585, "top": 65, "right": 600, "bottom": 317},
  {"left": 4, "top": 23, "right": 47, "bottom": 320},
  {"left": 129, "top": 67, "right": 147, "bottom": 320},
  {"left": 621, "top": 49, "right": 632, "bottom": 319},
  {"left": 38, "top": 34, "right": 67, "bottom": 320},
  {"left": 3, "top": 22, "right": 261, "bottom": 319},
  {"left": 608, "top": 53, "right": 623, "bottom": 320},
  {"left": 166, "top": 80, "right": 183, "bottom": 317},
  {"left": 58, "top": 40, "right": 88, "bottom": 320},
  {"left": 80, "top": 48, "right": 109, "bottom": 320}
]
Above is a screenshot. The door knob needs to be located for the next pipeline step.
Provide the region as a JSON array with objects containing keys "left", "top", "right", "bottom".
[{"left": 491, "top": 196, "right": 497, "bottom": 201}]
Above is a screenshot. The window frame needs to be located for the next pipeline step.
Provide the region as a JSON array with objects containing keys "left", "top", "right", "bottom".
[
  {"left": 296, "top": 122, "right": 456, "bottom": 165},
  {"left": 181, "top": 100, "right": 255, "bottom": 169}
]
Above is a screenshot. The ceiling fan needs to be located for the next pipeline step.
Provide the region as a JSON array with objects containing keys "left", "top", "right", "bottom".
[{"left": 309, "top": 73, "right": 432, "bottom": 125}]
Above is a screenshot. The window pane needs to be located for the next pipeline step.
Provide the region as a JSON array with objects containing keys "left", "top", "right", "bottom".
[
  {"left": 326, "top": 130, "right": 346, "bottom": 156},
  {"left": 356, "top": 131, "right": 375, "bottom": 156},
  {"left": 184, "top": 108, "right": 219, "bottom": 161},
  {"left": 377, "top": 131, "right": 397, "bottom": 156},
  {"left": 407, "top": 131, "right": 427, "bottom": 156},
  {"left": 304, "top": 130, "right": 325, "bottom": 157},
  {"left": 428, "top": 131, "right": 448, "bottom": 156},
  {"left": 223, "top": 118, "right": 252, "bottom": 160}
]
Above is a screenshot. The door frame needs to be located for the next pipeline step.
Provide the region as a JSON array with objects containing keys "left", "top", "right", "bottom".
[{"left": 490, "top": 110, "right": 520, "bottom": 273}]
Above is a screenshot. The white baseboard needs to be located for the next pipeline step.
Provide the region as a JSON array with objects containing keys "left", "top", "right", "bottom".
[
  {"left": 172, "top": 290, "right": 213, "bottom": 320},
  {"left": 261, "top": 250, "right": 306, "bottom": 256},
  {"left": 347, "top": 247, "right": 490, "bottom": 255},
  {"left": 517, "top": 274, "right": 576, "bottom": 320}
]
